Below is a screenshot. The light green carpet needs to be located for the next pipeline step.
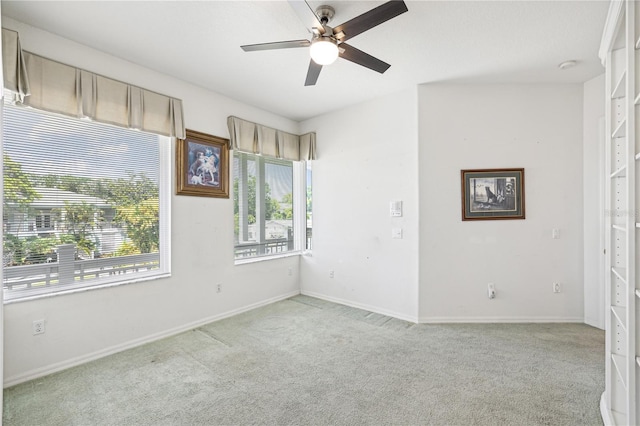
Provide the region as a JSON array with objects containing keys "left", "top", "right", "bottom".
[{"left": 3, "top": 295, "right": 604, "bottom": 425}]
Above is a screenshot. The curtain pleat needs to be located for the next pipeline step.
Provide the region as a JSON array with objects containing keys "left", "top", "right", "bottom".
[
  {"left": 300, "top": 132, "right": 316, "bottom": 160},
  {"left": 1, "top": 29, "right": 30, "bottom": 101},
  {"left": 1, "top": 29, "right": 185, "bottom": 139},
  {"left": 227, "top": 115, "right": 317, "bottom": 161}
]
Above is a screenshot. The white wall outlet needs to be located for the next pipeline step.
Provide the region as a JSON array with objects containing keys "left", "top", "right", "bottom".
[
  {"left": 487, "top": 283, "right": 496, "bottom": 299},
  {"left": 553, "top": 282, "right": 561, "bottom": 293},
  {"left": 392, "top": 228, "right": 403, "bottom": 239},
  {"left": 329, "top": 270, "right": 334, "bottom": 279},
  {"left": 216, "top": 283, "right": 222, "bottom": 293},
  {"left": 552, "top": 228, "right": 560, "bottom": 239},
  {"left": 288, "top": 267, "right": 293, "bottom": 276},
  {"left": 33, "top": 319, "right": 45, "bottom": 335}
]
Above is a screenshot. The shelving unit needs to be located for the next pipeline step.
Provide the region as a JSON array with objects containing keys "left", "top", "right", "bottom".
[{"left": 599, "top": 1, "right": 640, "bottom": 424}]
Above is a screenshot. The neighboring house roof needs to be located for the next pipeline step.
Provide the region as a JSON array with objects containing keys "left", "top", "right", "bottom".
[
  {"left": 23, "top": 187, "right": 112, "bottom": 209},
  {"left": 265, "top": 220, "right": 292, "bottom": 229}
]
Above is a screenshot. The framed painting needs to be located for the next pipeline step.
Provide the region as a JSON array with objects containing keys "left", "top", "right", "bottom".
[
  {"left": 461, "top": 168, "right": 525, "bottom": 221},
  {"left": 176, "top": 129, "right": 229, "bottom": 198}
]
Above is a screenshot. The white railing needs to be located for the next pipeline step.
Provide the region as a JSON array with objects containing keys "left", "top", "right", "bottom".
[
  {"left": 3, "top": 250, "right": 159, "bottom": 292},
  {"left": 234, "top": 238, "right": 293, "bottom": 258}
]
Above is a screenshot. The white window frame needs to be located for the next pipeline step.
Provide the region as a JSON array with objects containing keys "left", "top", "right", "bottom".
[
  {"left": 2, "top": 104, "right": 172, "bottom": 303},
  {"left": 234, "top": 152, "right": 307, "bottom": 264}
]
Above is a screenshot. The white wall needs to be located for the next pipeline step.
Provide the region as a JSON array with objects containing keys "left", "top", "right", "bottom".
[
  {"left": 418, "top": 84, "right": 584, "bottom": 322},
  {"left": 583, "top": 74, "right": 605, "bottom": 329},
  {"left": 299, "top": 89, "right": 420, "bottom": 322},
  {"left": 2, "top": 18, "right": 302, "bottom": 386}
]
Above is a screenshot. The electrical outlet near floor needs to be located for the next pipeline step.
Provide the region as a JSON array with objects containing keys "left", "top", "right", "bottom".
[
  {"left": 288, "top": 267, "right": 293, "bottom": 276},
  {"left": 216, "top": 284, "right": 222, "bottom": 293},
  {"left": 33, "top": 319, "right": 45, "bottom": 335},
  {"left": 553, "top": 282, "right": 561, "bottom": 293}
]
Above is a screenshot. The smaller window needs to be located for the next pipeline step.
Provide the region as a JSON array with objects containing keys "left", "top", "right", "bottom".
[
  {"left": 35, "top": 210, "right": 52, "bottom": 231},
  {"left": 306, "top": 161, "right": 312, "bottom": 251},
  {"left": 234, "top": 152, "right": 301, "bottom": 260}
]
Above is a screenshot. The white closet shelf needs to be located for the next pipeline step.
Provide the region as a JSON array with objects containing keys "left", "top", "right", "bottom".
[
  {"left": 612, "top": 353, "right": 628, "bottom": 390},
  {"left": 610, "top": 165, "right": 627, "bottom": 178},
  {"left": 612, "top": 266, "right": 628, "bottom": 283},
  {"left": 612, "top": 224, "right": 628, "bottom": 232},
  {"left": 611, "top": 306, "right": 627, "bottom": 330},
  {"left": 612, "top": 119, "right": 627, "bottom": 138},
  {"left": 612, "top": 71, "right": 627, "bottom": 99}
]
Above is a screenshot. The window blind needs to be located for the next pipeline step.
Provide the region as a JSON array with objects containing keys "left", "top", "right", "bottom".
[{"left": 2, "top": 99, "right": 171, "bottom": 300}]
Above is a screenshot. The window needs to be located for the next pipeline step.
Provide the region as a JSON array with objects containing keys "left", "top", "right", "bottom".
[
  {"left": 306, "top": 161, "right": 312, "bottom": 251},
  {"left": 234, "top": 152, "right": 299, "bottom": 259},
  {"left": 2, "top": 100, "right": 171, "bottom": 301},
  {"left": 35, "top": 210, "right": 52, "bottom": 231}
]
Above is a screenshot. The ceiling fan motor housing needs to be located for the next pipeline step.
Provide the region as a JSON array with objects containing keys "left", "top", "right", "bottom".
[{"left": 316, "top": 5, "right": 335, "bottom": 25}]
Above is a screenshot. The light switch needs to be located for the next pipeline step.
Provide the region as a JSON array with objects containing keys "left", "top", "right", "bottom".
[
  {"left": 390, "top": 201, "right": 403, "bottom": 217},
  {"left": 392, "top": 228, "right": 403, "bottom": 239}
]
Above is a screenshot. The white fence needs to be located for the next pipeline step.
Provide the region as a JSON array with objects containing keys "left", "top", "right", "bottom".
[{"left": 4, "top": 248, "right": 159, "bottom": 293}]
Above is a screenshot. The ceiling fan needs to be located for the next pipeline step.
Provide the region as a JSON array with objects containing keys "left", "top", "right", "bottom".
[{"left": 241, "top": 0, "right": 408, "bottom": 86}]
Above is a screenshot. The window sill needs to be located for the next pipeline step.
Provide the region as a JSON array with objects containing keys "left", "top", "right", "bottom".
[
  {"left": 3, "top": 273, "right": 171, "bottom": 304},
  {"left": 234, "top": 251, "right": 301, "bottom": 266}
]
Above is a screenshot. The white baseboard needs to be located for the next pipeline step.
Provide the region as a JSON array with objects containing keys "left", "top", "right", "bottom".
[
  {"left": 584, "top": 316, "right": 605, "bottom": 330},
  {"left": 418, "top": 316, "right": 584, "bottom": 323},
  {"left": 4, "top": 290, "right": 300, "bottom": 388},
  {"left": 300, "top": 290, "right": 419, "bottom": 323}
]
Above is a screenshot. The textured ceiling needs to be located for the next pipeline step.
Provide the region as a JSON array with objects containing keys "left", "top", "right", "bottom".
[{"left": 2, "top": 0, "right": 609, "bottom": 121}]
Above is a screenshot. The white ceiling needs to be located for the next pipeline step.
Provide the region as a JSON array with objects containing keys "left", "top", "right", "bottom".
[{"left": 2, "top": 0, "right": 609, "bottom": 122}]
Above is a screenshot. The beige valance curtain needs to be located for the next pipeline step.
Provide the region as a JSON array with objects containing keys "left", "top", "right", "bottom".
[
  {"left": 2, "top": 29, "right": 30, "bottom": 101},
  {"left": 227, "top": 115, "right": 316, "bottom": 161},
  {"left": 1, "top": 28, "right": 185, "bottom": 139}
]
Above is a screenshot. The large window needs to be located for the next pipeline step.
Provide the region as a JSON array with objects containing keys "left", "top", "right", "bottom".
[
  {"left": 233, "top": 152, "right": 298, "bottom": 259},
  {"left": 2, "top": 100, "right": 171, "bottom": 301}
]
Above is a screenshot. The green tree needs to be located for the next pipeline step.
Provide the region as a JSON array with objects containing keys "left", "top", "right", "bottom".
[
  {"left": 3, "top": 234, "right": 26, "bottom": 266},
  {"left": 104, "top": 172, "right": 158, "bottom": 205},
  {"left": 3, "top": 153, "right": 40, "bottom": 207},
  {"left": 233, "top": 176, "right": 280, "bottom": 232},
  {"left": 23, "top": 236, "right": 59, "bottom": 264},
  {"left": 3, "top": 154, "right": 40, "bottom": 265},
  {"left": 116, "top": 198, "right": 159, "bottom": 253},
  {"left": 58, "top": 201, "right": 103, "bottom": 256}
]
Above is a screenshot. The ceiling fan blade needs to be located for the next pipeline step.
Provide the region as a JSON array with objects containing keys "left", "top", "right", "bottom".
[
  {"left": 333, "top": 1, "right": 408, "bottom": 43},
  {"left": 288, "top": 0, "right": 325, "bottom": 35},
  {"left": 241, "top": 39, "right": 311, "bottom": 52},
  {"left": 305, "top": 60, "right": 323, "bottom": 86},
  {"left": 339, "top": 43, "right": 390, "bottom": 74}
]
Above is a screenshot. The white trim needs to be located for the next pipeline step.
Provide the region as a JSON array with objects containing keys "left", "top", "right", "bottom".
[
  {"left": 300, "top": 290, "right": 419, "bottom": 323},
  {"left": 3, "top": 290, "right": 300, "bottom": 388},
  {"left": 235, "top": 251, "right": 301, "bottom": 265},
  {"left": 4, "top": 272, "right": 171, "bottom": 305},
  {"left": 599, "top": 0, "right": 625, "bottom": 65},
  {"left": 418, "top": 316, "right": 584, "bottom": 324}
]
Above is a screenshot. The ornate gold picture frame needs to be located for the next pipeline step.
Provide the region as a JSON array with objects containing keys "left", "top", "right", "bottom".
[{"left": 176, "top": 129, "right": 229, "bottom": 198}]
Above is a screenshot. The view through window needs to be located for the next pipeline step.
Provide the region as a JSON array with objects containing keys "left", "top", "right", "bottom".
[
  {"left": 2, "top": 100, "right": 170, "bottom": 300},
  {"left": 233, "top": 152, "right": 295, "bottom": 259}
]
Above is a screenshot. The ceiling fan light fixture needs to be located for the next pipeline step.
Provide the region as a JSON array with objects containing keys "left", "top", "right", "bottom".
[{"left": 310, "top": 38, "right": 339, "bottom": 65}]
